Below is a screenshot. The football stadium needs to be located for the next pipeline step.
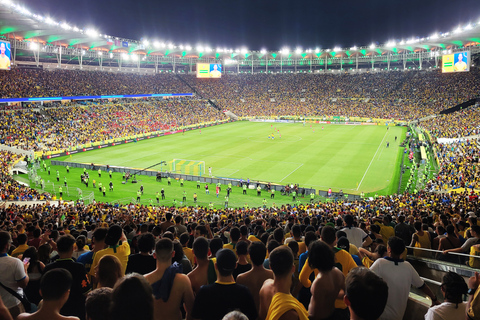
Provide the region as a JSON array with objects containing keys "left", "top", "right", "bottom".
[{"left": 1, "top": 0, "right": 480, "bottom": 319}]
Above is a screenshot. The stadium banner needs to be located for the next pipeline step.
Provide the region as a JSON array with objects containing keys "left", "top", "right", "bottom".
[
  {"left": 0, "top": 93, "right": 193, "bottom": 103},
  {"left": 42, "top": 120, "right": 233, "bottom": 159},
  {"left": 0, "top": 40, "right": 11, "bottom": 70}
]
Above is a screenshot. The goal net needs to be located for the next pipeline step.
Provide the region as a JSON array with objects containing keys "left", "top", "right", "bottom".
[{"left": 169, "top": 159, "right": 205, "bottom": 176}]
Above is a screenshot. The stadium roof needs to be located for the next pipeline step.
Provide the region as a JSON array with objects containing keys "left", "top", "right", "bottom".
[{"left": 1, "top": 1, "right": 480, "bottom": 60}]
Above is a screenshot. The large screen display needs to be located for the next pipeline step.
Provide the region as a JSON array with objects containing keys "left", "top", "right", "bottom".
[
  {"left": 0, "top": 40, "right": 11, "bottom": 70},
  {"left": 442, "top": 51, "right": 470, "bottom": 73},
  {"left": 197, "top": 63, "right": 222, "bottom": 78}
]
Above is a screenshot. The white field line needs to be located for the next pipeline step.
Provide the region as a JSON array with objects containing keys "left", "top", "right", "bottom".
[
  {"left": 280, "top": 164, "right": 304, "bottom": 182},
  {"left": 356, "top": 131, "right": 389, "bottom": 191}
]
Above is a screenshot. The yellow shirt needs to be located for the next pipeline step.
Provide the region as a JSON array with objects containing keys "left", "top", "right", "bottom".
[
  {"left": 183, "top": 247, "right": 195, "bottom": 266},
  {"left": 11, "top": 244, "right": 29, "bottom": 258},
  {"left": 265, "top": 292, "right": 309, "bottom": 320},
  {"left": 0, "top": 55, "right": 10, "bottom": 70},
  {"left": 89, "top": 240, "right": 131, "bottom": 276}
]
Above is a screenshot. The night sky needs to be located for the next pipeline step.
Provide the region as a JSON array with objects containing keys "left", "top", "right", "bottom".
[{"left": 22, "top": 0, "right": 480, "bottom": 50}]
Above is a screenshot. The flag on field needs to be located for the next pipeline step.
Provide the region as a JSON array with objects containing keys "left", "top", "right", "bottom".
[{"left": 122, "top": 41, "right": 129, "bottom": 47}]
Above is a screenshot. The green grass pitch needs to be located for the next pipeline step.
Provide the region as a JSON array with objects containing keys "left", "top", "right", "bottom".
[{"left": 24, "top": 121, "right": 406, "bottom": 208}]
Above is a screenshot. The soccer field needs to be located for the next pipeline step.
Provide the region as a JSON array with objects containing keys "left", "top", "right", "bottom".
[{"left": 55, "top": 121, "right": 406, "bottom": 194}]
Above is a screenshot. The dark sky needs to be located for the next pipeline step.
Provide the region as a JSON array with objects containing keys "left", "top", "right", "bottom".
[{"left": 23, "top": 0, "right": 480, "bottom": 50}]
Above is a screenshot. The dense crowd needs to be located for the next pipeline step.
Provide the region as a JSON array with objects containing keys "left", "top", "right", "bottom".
[
  {"left": 1, "top": 184, "right": 480, "bottom": 320},
  {"left": 0, "top": 98, "right": 225, "bottom": 151},
  {"left": 0, "top": 70, "right": 191, "bottom": 98}
]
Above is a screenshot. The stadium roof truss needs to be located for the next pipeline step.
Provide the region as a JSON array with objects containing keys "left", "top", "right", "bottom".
[{"left": 1, "top": 2, "right": 480, "bottom": 73}]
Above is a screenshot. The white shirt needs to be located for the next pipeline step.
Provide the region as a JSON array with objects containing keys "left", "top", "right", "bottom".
[
  {"left": 424, "top": 301, "right": 466, "bottom": 320},
  {"left": 340, "top": 226, "right": 368, "bottom": 248},
  {"left": 0, "top": 255, "right": 27, "bottom": 308},
  {"left": 370, "top": 257, "right": 424, "bottom": 320}
]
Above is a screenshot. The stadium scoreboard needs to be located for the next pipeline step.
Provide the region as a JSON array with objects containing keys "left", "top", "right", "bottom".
[
  {"left": 0, "top": 40, "right": 11, "bottom": 70},
  {"left": 442, "top": 51, "right": 470, "bottom": 73},
  {"left": 197, "top": 63, "right": 222, "bottom": 78}
]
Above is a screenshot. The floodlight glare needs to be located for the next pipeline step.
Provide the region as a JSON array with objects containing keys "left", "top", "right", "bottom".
[
  {"left": 168, "top": 43, "right": 174, "bottom": 49},
  {"left": 369, "top": 43, "right": 375, "bottom": 49},
  {"left": 430, "top": 33, "right": 439, "bottom": 40},
  {"left": 186, "top": 45, "right": 192, "bottom": 51},
  {"left": 281, "top": 47, "right": 290, "bottom": 55},
  {"left": 61, "top": 23, "right": 72, "bottom": 30},
  {"left": 45, "top": 17, "right": 56, "bottom": 25},
  {"left": 196, "top": 46, "right": 204, "bottom": 52},
  {"left": 122, "top": 53, "right": 129, "bottom": 60},
  {"left": 350, "top": 46, "right": 357, "bottom": 50},
  {"left": 315, "top": 48, "right": 320, "bottom": 53},
  {"left": 295, "top": 48, "right": 302, "bottom": 54},
  {"left": 143, "top": 39, "right": 149, "bottom": 46},
  {"left": 241, "top": 47, "right": 248, "bottom": 54},
  {"left": 453, "top": 26, "right": 462, "bottom": 34},
  {"left": 98, "top": 51, "right": 103, "bottom": 56},
  {"left": 260, "top": 49, "right": 267, "bottom": 54},
  {"left": 29, "top": 42, "right": 38, "bottom": 50},
  {"left": 386, "top": 41, "right": 395, "bottom": 47},
  {"left": 73, "top": 27, "right": 80, "bottom": 32},
  {"left": 86, "top": 29, "right": 98, "bottom": 38},
  {"left": 153, "top": 41, "right": 160, "bottom": 48},
  {"left": 465, "top": 24, "right": 473, "bottom": 31},
  {"left": 333, "top": 47, "right": 341, "bottom": 52}
]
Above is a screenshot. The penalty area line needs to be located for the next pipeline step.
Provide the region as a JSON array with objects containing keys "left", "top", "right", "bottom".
[
  {"left": 280, "top": 164, "right": 304, "bottom": 182},
  {"left": 356, "top": 130, "right": 389, "bottom": 191}
]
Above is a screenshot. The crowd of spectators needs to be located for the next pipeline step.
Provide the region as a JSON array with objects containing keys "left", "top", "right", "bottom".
[
  {"left": 0, "top": 98, "right": 225, "bottom": 151},
  {"left": 1, "top": 187, "right": 480, "bottom": 319}
]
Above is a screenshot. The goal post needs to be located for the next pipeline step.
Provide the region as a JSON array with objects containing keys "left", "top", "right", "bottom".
[{"left": 169, "top": 159, "right": 205, "bottom": 176}]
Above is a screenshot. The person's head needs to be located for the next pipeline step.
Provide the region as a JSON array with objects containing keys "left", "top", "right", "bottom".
[
  {"left": 236, "top": 241, "right": 248, "bottom": 257},
  {"left": 17, "top": 233, "right": 27, "bottom": 245},
  {"left": 195, "top": 225, "right": 208, "bottom": 238},
  {"left": 287, "top": 241, "right": 299, "bottom": 258},
  {"left": 154, "top": 238, "right": 174, "bottom": 263},
  {"left": 23, "top": 246, "right": 39, "bottom": 267},
  {"left": 57, "top": 234, "right": 75, "bottom": 255},
  {"left": 344, "top": 215, "right": 354, "bottom": 227},
  {"left": 0, "top": 231, "right": 11, "bottom": 253},
  {"left": 110, "top": 273, "right": 153, "bottom": 320},
  {"left": 446, "top": 224, "right": 456, "bottom": 236},
  {"left": 215, "top": 249, "right": 237, "bottom": 277},
  {"left": 414, "top": 221, "right": 423, "bottom": 232},
  {"left": 33, "top": 228, "right": 41, "bottom": 239},
  {"left": 345, "top": 267, "right": 388, "bottom": 320},
  {"left": 96, "top": 255, "right": 122, "bottom": 288},
  {"left": 471, "top": 225, "right": 480, "bottom": 237},
  {"left": 179, "top": 232, "right": 190, "bottom": 246},
  {"left": 175, "top": 216, "right": 183, "bottom": 224},
  {"left": 304, "top": 231, "right": 317, "bottom": 248},
  {"left": 93, "top": 228, "right": 108, "bottom": 244},
  {"left": 267, "top": 239, "right": 280, "bottom": 254},
  {"left": 222, "top": 311, "right": 248, "bottom": 320},
  {"left": 375, "top": 244, "right": 388, "bottom": 257},
  {"left": 230, "top": 227, "right": 241, "bottom": 242},
  {"left": 40, "top": 269, "right": 73, "bottom": 303},
  {"left": 76, "top": 235, "right": 86, "bottom": 251},
  {"left": 291, "top": 224, "right": 302, "bottom": 238},
  {"left": 0, "top": 42, "right": 5, "bottom": 55},
  {"left": 441, "top": 272, "right": 468, "bottom": 306},
  {"left": 458, "top": 53, "right": 464, "bottom": 62},
  {"left": 86, "top": 287, "right": 112, "bottom": 320},
  {"left": 387, "top": 236, "right": 405, "bottom": 257},
  {"left": 138, "top": 233, "right": 155, "bottom": 254},
  {"left": 209, "top": 237, "right": 224, "bottom": 257},
  {"left": 38, "top": 244, "right": 52, "bottom": 264},
  {"left": 269, "top": 246, "right": 294, "bottom": 278},
  {"left": 248, "top": 241, "right": 267, "bottom": 267},
  {"left": 321, "top": 226, "right": 336, "bottom": 245},
  {"left": 273, "top": 228, "right": 284, "bottom": 243},
  {"left": 105, "top": 225, "right": 123, "bottom": 246},
  {"left": 337, "top": 237, "right": 350, "bottom": 252},
  {"left": 308, "top": 241, "right": 335, "bottom": 272},
  {"left": 193, "top": 236, "right": 209, "bottom": 260}
]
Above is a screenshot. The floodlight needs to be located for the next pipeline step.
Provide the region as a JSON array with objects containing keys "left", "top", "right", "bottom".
[
  {"left": 241, "top": 47, "right": 248, "bottom": 54},
  {"left": 61, "top": 23, "right": 72, "bottom": 30},
  {"left": 186, "top": 45, "right": 192, "bottom": 51},
  {"left": 2, "top": 0, "right": 13, "bottom": 6},
  {"left": 98, "top": 51, "right": 103, "bottom": 56},
  {"left": 216, "top": 47, "right": 223, "bottom": 52},
  {"left": 45, "top": 17, "right": 56, "bottom": 25},
  {"left": 315, "top": 48, "right": 320, "bottom": 53},
  {"left": 153, "top": 41, "right": 160, "bottom": 48},
  {"left": 86, "top": 29, "right": 98, "bottom": 38},
  {"left": 196, "top": 46, "right": 204, "bottom": 52},
  {"left": 29, "top": 42, "right": 38, "bottom": 50},
  {"left": 399, "top": 40, "right": 405, "bottom": 45},
  {"left": 453, "top": 26, "right": 462, "bottom": 34},
  {"left": 295, "top": 48, "right": 302, "bottom": 54},
  {"left": 73, "top": 26, "right": 80, "bottom": 32},
  {"left": 205, "top": 47, "right": 212, "bottom": 52},
  {"left": 260, "top": 49, "right": 267, "bottom": 54},
  {"left": 369, "top": 43, "right": 375, "bottom": 49},
  {"left": 430, "top": 33, "right": 439, "bottom": 40},
  {"left": 386, "top": 41, "right": 395, "bottom": 47},
  {"left": 143, "top": 39, "right": 149, "bottom": 46},
  {"left": 350, "top": 46, "right": 357, "bottom": 50},
  {"left": 168, "top": 43, "right": 174, "bottom": 49},
  {"left": 465, "top": 24, "right": 473, "bottom": 31},
  {"left": 333, "top": 47, "right": 341, "bottom": 52}
]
